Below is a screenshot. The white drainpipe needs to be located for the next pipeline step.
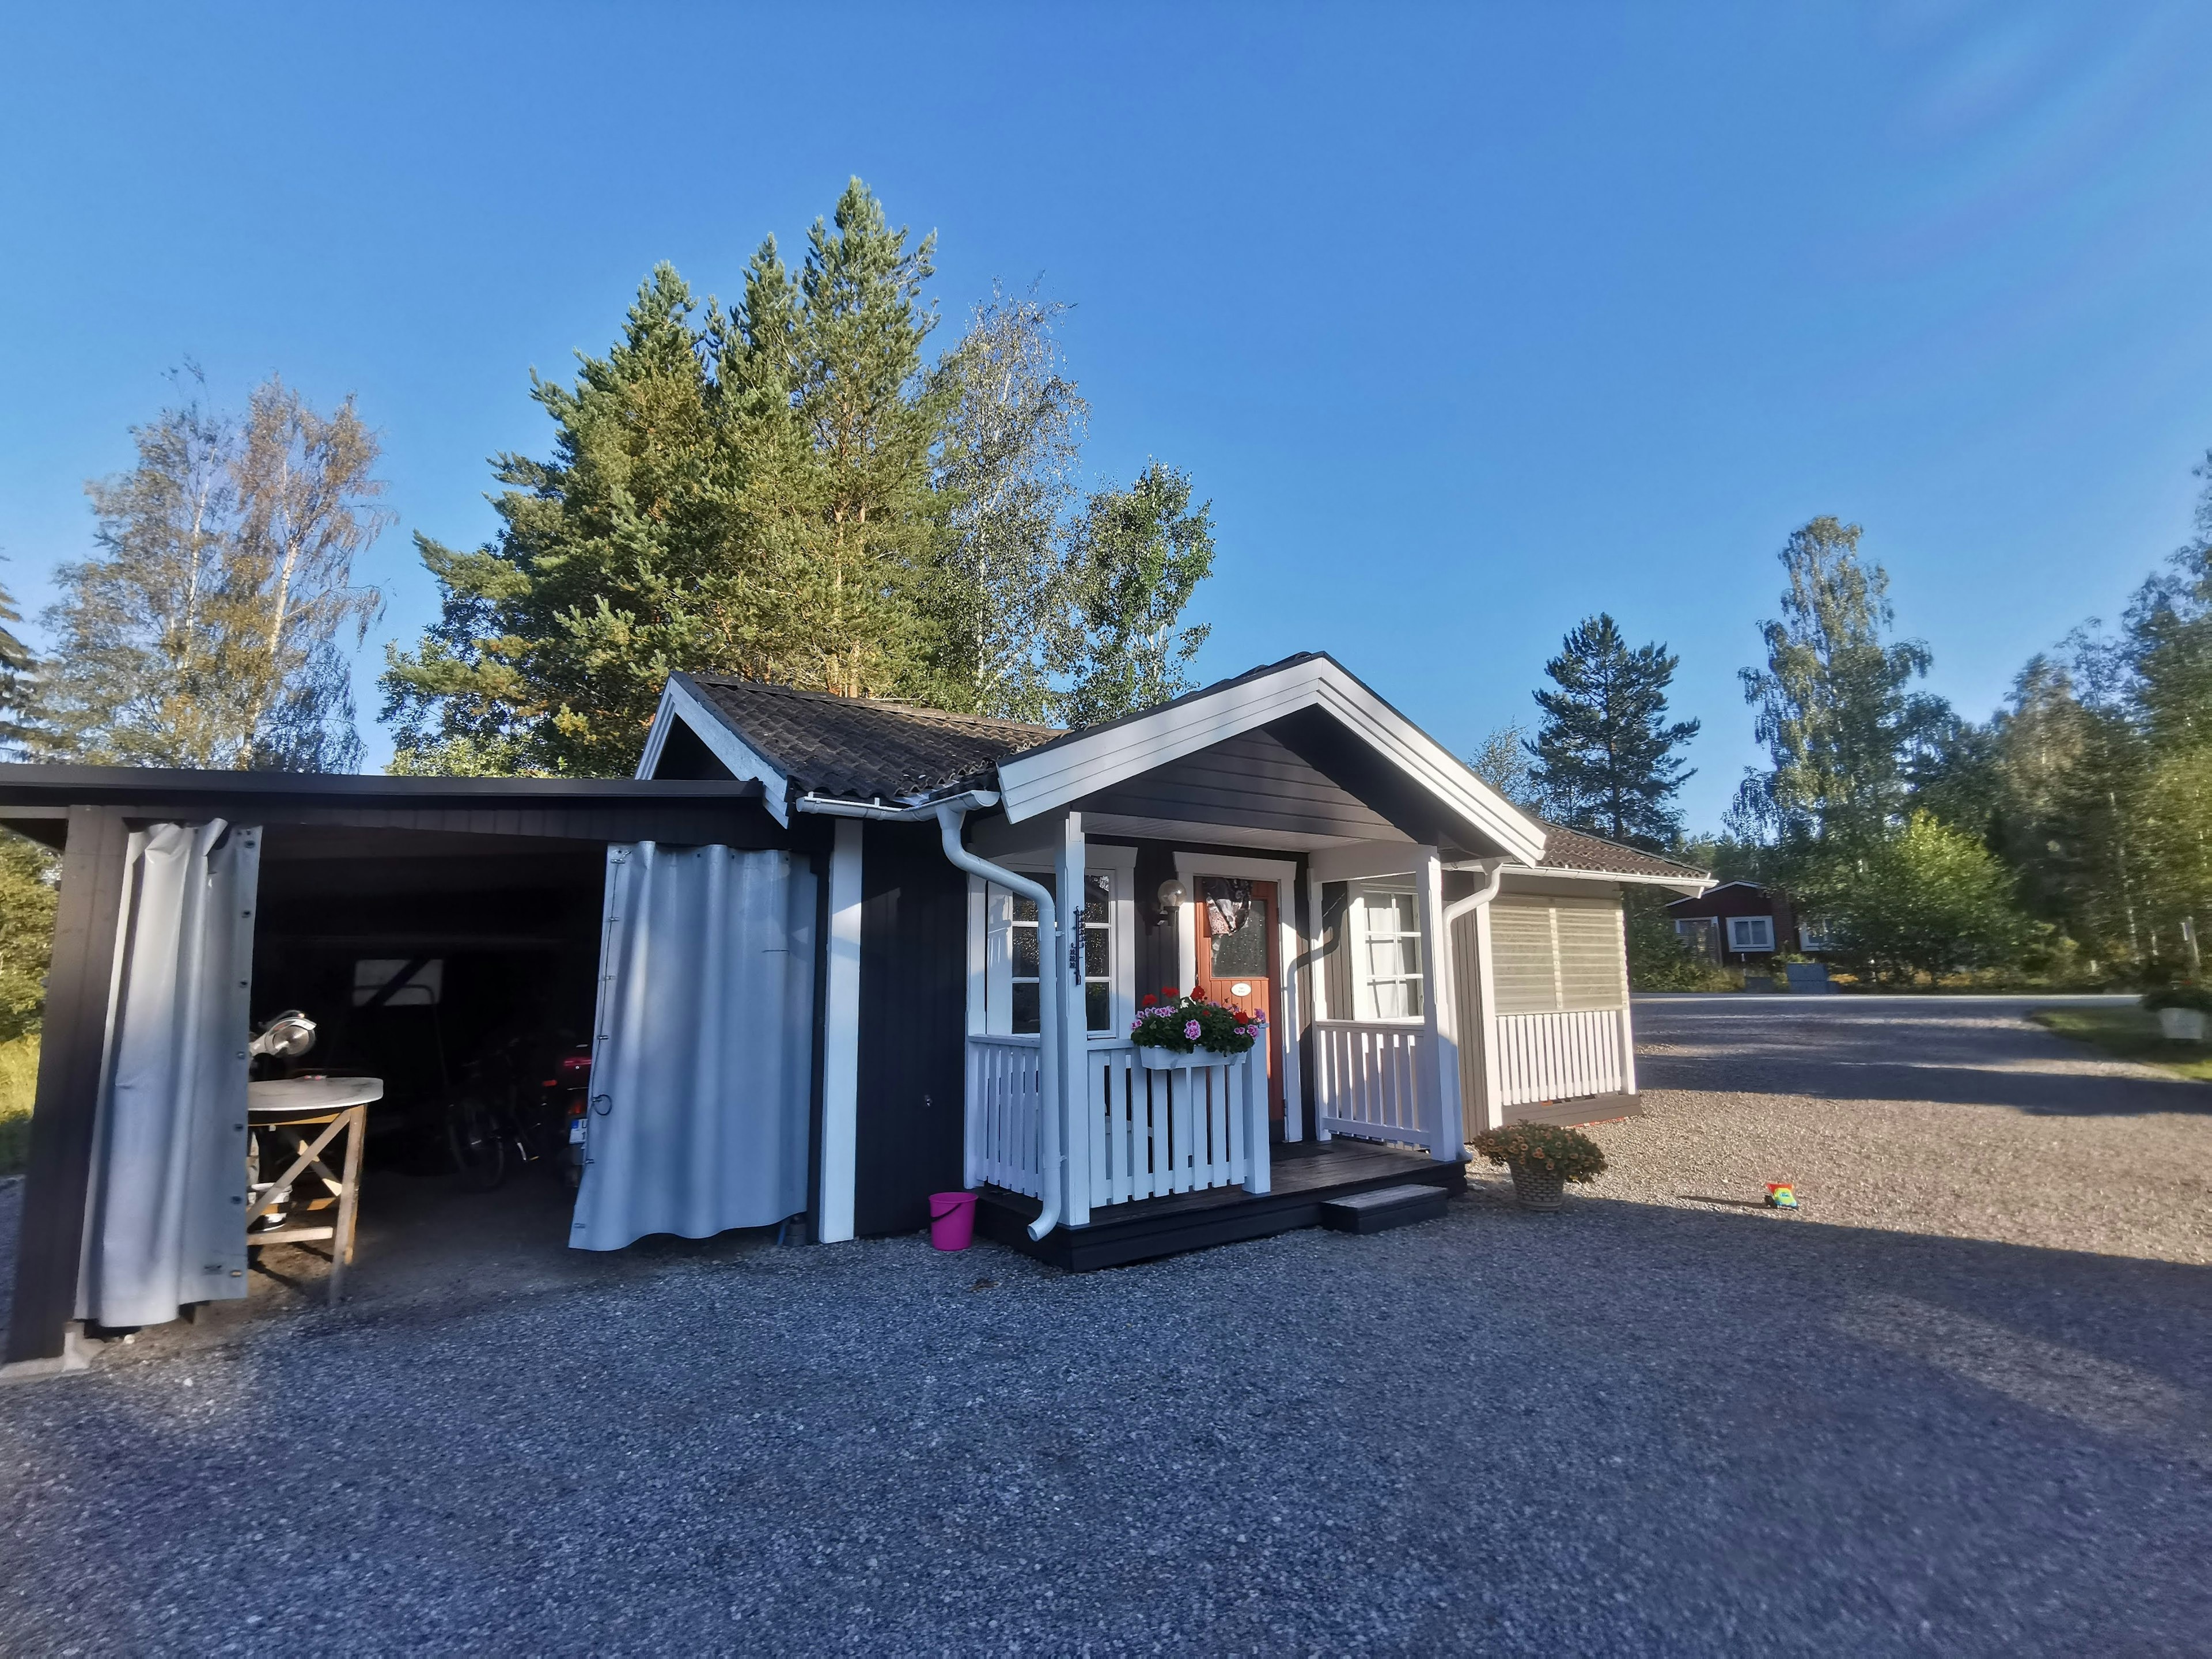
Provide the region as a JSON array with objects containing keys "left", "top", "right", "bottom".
[
  {"left": 931, "top": 803, "right": 1065, "bottom": 1241},
  {"left": 1442, "top": 859, "right": 1510, "bottom": 1141},
  {"left": 793, "top": 789, "right": 1070, "bottom": 1240}
]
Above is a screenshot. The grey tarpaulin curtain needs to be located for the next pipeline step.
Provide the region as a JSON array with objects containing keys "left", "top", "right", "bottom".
[
  {"left": 570, "top": 843, "right": 816, "bottom": 1251},
  {"left": 77, "top": 820, "right": 260, "bottom": 1328}
]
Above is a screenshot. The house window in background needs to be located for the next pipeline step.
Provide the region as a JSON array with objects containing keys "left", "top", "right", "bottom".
[
  {"left": 1006, "top": 873, "right": 1113, "bottom": 1035},
  {"left": 1728, "top": 915, "right": 1775, "bottom": 953}
]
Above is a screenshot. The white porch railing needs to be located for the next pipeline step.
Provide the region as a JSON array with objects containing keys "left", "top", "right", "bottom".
[
  {"left": 1084, "top": 1042, "right": 1267, "bottom": 1206},
  {"left": 965, "top": 1037, "right": 1269, "bottom": 1212},
  {"left": 1312, "top": 1020, "right": 1450, "bottom": 1156},
  {"left": 967, "top": 1033, "right": 1046, "bottom": 1196},
  {"left": 1494, "top": 1008, "right": 1630, "bottom": 1108}
]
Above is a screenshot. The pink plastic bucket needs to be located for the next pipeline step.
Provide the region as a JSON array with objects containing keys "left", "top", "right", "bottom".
[{"left": 928, "top": 1190, "right": 978, "bottom": 1251}]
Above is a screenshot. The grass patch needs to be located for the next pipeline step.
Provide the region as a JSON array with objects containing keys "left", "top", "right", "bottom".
[
  {"left": 0, "top": 1030, "right": 38, "bottom": 1176},
  {"left": 2029, "top": 1006, "right": 2212, "bottom": 1082}
]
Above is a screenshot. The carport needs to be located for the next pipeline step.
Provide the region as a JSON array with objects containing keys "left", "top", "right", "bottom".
[{"left": 0, "top": 768, "right": 810, "bottom": 1369}]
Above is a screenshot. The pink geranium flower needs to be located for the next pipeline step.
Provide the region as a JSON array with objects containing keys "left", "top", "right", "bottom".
[{"left": 1183, "top": 1020, "right": 1202, "bottom": 1040}]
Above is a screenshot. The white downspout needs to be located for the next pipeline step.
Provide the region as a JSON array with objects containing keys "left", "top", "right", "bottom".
[{"left": 934, "top": 802, "right": 1066, "bottom": 1242}]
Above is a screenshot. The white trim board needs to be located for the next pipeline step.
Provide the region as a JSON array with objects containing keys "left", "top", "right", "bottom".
[
  {"left": 636, "top": 675, "right": 793, "bottom": 823},
  {"left": 818, "top": 818, "right": 863, "bottom": 1243},
  {"left": 995, "top": 658, "right": 1547, "bottom": 866}
]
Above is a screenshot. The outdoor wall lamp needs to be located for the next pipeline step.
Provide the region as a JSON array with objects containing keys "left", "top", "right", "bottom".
[{"left": 1155, "top": 878, "right": 1187, "bottom": 923}]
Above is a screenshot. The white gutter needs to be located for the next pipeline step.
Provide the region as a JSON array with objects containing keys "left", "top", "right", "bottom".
[
  {"left": 933, "top": 802, "right": 1066, "bottom": 1242},
  {"left": 793, "top": 789, "right": 1000, "bottom": 821}
]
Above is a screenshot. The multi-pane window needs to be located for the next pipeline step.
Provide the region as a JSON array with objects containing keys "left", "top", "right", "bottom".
[
  {"left": 1007, "top": 873, "right": 1113, "bottom": 1036},
  {"left": 1357, "top": 887, "right": 1424, "bottom": 1020}
]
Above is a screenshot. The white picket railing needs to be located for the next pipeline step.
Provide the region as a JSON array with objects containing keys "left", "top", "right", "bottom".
[
  {"left": 1312, "top": 1020, "right": 1444, "bottom": 1154},
  {"left": 1084, "top": 1042, "right": 1268, "bottom": 1207},
  {"left": 965, "top": 1036, "right": 1270, "bottom": 1212},
  {"left": 1494, "top": 1007, "right": 1630, "bottom": 1108},
  {"left": 967, "top": 1033, "right": 1046, "bottom": 1196}
]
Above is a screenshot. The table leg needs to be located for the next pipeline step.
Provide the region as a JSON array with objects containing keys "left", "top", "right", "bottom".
[{"left": 329, "top": 1107, "right": 365, "bottom": 1305}]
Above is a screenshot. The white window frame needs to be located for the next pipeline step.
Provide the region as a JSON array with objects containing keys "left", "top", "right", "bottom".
[
  {"left": 1728, "top": 914, "right": 1775, "bottom": 953},
  {"left": 972, "top": 842, "right": 1136, "bottom": 1043},
  {"left": 1346, "top": 881, "right": 1424, "bottom": 1024}
]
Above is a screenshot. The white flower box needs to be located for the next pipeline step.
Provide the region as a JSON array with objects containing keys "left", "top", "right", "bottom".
[{"left": 1135, "top": 1045, "right": 1251, "bottom": 1071}]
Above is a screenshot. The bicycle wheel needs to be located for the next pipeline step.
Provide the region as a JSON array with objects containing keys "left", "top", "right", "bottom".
[{"left": 446, "top": 1096, "right": 507, "bottom": 1191}]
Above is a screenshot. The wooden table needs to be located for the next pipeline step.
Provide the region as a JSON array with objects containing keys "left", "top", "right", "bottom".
[{"left": 246, "top": 1078, "right": 384, "bottom": 1305}]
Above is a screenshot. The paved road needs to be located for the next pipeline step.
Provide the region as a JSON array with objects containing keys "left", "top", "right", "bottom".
[{"left": 3, "top": 996, "right": 2210, "bottom": 1654}]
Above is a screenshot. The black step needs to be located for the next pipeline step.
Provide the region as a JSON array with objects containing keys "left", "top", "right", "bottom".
[{"left": 1319, "top": 1183, "right": 1451, "bottom": 1234}]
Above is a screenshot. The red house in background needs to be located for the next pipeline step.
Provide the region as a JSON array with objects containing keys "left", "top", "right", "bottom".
[{"left": 1665, "top": 881, "right": 1829, "bottom": 965}]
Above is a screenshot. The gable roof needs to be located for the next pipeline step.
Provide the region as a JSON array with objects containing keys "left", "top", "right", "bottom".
[
  {"left": 1536, "top": 824, "right": 1712, "bottom": 884},
  {"left": 678, "top": 676, "right": 1059, "bottom": 802},
  {"left": 644, "top": 654, "right": 1547, "bottom": 866},
  {"left": 994, "top": 653, "right": 1550, "bottom": 865}
]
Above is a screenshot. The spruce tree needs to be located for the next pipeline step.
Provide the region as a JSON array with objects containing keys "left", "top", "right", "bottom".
[{"left": 1525, "top": 615, "right": 1698, "bottom": 848}]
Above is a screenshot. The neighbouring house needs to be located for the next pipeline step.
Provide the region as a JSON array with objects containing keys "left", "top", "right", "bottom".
[
  {"left": 1, "top": 653, "right": 1710, "bottom": 1370},
  {"left": 1665, "top": 881, "right": 1828, "bottom": 965}
]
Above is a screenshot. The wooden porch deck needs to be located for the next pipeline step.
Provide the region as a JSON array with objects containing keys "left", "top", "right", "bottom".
[{"left": 974, "top": 1138, "right": 1463, "bottom": 1271}]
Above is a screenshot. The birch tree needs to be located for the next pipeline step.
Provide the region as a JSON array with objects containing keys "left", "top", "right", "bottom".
[{"left": 40, "top": 373, "right": 388, "bottom": 771}]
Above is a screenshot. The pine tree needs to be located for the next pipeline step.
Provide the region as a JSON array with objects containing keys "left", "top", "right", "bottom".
[
  {"left": 1736, "top": 517, "right": 1948, "bottom": 848},
  {"left": 1525, "top": 614, "right": 1699, "bottom": 849}
]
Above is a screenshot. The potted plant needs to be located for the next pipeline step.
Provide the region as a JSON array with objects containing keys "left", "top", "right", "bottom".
[
  {"left": 1128, "top": 988, "right": 1263, "bottom": 1069},
  {"left": 2142, "top": 983, "right": 2212, "bottom": 1043},
  {"left": 1468, "top": 1123, "right": 1608, "bottom": 1211}
]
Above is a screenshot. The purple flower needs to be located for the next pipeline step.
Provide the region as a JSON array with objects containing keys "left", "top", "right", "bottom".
[{"left": 1184, "top": 1020, "right": 1202, "bottom": 1040}]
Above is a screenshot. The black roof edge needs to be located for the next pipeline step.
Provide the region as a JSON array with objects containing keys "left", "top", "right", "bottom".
[{"left": 0, "top": 763, "right": 766, "bottom": 808}]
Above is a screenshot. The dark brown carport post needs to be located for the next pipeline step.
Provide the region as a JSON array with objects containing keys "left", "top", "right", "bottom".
[{"left": 6, "top": 806, "right": 130, "bottom": 1363}]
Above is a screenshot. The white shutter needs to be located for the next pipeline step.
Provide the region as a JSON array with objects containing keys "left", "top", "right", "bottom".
[
  {"left": 1489, "top": 900, "right": 1559, "bottom": 1014},
  {"left": 1555, "top": 904, "right": 1627, "bottom": 1010}
]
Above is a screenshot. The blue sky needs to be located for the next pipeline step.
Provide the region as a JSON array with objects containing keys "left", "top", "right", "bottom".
[{"left": 3, "top": 3, "right": 2210, "bottom": 827}]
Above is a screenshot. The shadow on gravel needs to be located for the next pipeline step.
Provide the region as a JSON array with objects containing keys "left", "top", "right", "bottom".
[{"left": 7, "top": 1186, "right": 2212, "bottom": 1656}]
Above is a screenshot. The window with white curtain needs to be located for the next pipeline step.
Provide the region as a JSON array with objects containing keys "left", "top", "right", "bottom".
[
  {"left": 1351, "top": 882, "right": 1424, "bottom": 1021},
  {"left": 981, "top": 845, "right": 1134, "bottom": 1039},
  {"left": 1490, "top": 897, "right": 1627, "bottom": 1015}
]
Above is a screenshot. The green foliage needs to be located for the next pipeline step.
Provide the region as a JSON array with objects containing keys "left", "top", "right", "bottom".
[
  {"left": 1467, "top": 722, "right": 1539, "bottom": 809},
  {"left": 2031, "top": 1006, "right": 2212, "bottom": 1081},
  {"left": 1737, "top": 517, "right": 1948, "bottom": 848},
  {"left": 2142, "top": 983, "right": 2212, "bottom": 1014},
  {"left": 383, "top": 181, "right": 1216, "bottom": 774},
  {"left": 1622, "top": 887, "right": 1734, "bottom": 991},
  {"left": 1128, "top": 988, "right": 1261, "bottom": 1054},
  {"left": 0, "top": 1031, "right": 41, "bottom": 1178},
  {"left": 1054, "top": 463, "right": 1215, "bottom": 729},
  {"left": 1469, "top": 1123, "right": 1608, "bottom": 1184},
  {"left": 39, "top": 372, "right": 387, "bottom": 772},
  {"left": 1802, "top": 812, "right": 2028, "bottom": 984},
  {"left": 1527, "top": 613, "right": 1699, "bottom": 849},
  {"left": 0, "top": 831, "right": 56, "bottom": 1042}
]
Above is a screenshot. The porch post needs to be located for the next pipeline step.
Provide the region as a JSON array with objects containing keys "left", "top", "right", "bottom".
[
  {"left": 1472, "top": 899, "right": 1505, "bottom": 1132},
  {"left": 6, "top": 807, "right": 131, "bottom": 1366},
  {"left": 817, "top": 817, "right": 862, "bottom": 1244},
  {"left": 1414, "top": 846, "right": 1465, "bottom": 1162},
  {"left": 1054, "top": 811, "right": 1090, "bottom": 1227}
]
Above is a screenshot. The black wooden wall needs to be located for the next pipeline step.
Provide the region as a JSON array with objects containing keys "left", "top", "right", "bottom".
[{"left": 853, "top": 820, "right": 970, "bottom": 1235}]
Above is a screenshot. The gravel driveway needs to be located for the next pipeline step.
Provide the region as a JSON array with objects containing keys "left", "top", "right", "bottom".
[{"left": 5, "top": 995, "right": 2210, "bottom": 1655}]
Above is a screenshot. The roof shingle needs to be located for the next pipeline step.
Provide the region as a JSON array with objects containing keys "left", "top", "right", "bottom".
[
  {"left": 1535, "top": 823, "right": 1711, "bottom": 881},
  {"left": 681, "top": 675, "right": 1061, "bottom": 801}
]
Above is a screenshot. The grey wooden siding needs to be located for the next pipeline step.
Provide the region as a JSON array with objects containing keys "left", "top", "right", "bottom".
[{"left": 1075, "top": 729, "right": 1403, "bottom": 843}]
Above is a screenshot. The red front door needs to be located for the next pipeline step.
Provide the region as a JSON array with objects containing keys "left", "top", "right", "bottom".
[{"left": 1193, "top": 876, "right": 1285, "bottom": 1123}]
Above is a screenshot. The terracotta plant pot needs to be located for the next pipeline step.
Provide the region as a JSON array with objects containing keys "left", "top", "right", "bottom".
[{"left": 1509, "top": 1161, "right": 1565, "bottom": 1211}]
